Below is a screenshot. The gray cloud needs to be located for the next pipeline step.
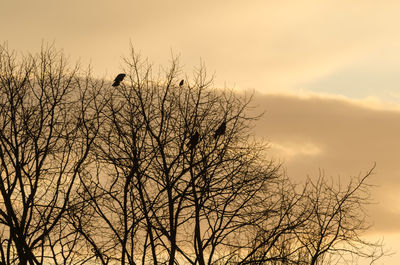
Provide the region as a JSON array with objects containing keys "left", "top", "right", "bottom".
[{"left": 251, "top": 92, "right": 400, "bottom": 233}]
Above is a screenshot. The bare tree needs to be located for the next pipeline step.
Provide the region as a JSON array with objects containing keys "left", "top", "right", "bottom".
[
  {"left": 0, "top": 43, "right": 384, "bottom": 264},
  {"left": 74, "top": 48, "right": 384, "bottom": 265},
  {"left": 0, "top": 44, "right": 101, "bottom": 265},
  {"left": 293, "top": 167, "right": 383, "bottom": 265},
  {"left": 238, "top": 166, "right": 384, "bottom": 265},
  {"left": 72, "top": 49, "right": 281, "bottom": 265}
]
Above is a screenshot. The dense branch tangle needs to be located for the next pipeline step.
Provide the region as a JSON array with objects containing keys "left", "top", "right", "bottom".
[
  {"left": 0, "top": 44, "right": 102, "bottom": 264},
  {"left": 0, "top": 44, "right": 383, "bottom": 265},
  {"left": 79, "top": 51, "right": 279, "bottom": 265}
]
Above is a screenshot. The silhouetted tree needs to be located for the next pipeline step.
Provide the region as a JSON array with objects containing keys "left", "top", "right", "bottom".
[
  {"left": 72, "top": 49, "right": 280, "bottom": 265},
  {"left": 293, "top": 167, "right": 383, "bottom": 265},
  {"left": 0, "top": 43, "right": 385, "bottom": 265},
  {"left": 74, "top": 47, "right": 384, "bottom": 265},
  {"left": 0, "top": 44, "right": 103, "bottom": 264},
  {"left": 236, "top": 167, "right": 383, "bottom": 265}
]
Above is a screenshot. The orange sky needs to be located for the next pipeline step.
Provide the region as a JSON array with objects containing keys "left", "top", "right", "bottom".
[
  {"left": 2, "top": 1, "right": 400, "bottom": 263},
  {"left": 251, "top": 92, "right": 400, "bottom": 264}
]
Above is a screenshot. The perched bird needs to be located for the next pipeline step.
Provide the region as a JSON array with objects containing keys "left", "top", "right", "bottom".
[
  {"left": 179, "top": 79, "right": 184, "bottom": 87},
  {"left": 188, "top": 131, "right": 200, "bottom": 149},
  {"left": 214, "top": 121, "right": 226, "bottom": 139},
  {"left": 112, "top": 73, "right": 126, "bottom": 87}
]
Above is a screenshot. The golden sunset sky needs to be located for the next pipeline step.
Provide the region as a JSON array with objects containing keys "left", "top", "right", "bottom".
[{"left": 2, "top": 1, "right": 400, "bottom": 263}]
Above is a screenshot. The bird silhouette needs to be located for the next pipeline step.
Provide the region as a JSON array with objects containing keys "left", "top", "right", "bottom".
[
  {"left": 179, "top": 79, "right": 184, "bottom": 87},
  {"left": 112, "top": 73, "right": 126, "bottom": 87},
  {"left": 188, "top": 131, "right": 199, "bottom": 149},
  {"left": 214, "top": 121, "right": 226, "bottom": 139}
]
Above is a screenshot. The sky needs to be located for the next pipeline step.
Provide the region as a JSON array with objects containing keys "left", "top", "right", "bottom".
[{"left": 2, "top": 1, "right": 400, "bottom": 263}]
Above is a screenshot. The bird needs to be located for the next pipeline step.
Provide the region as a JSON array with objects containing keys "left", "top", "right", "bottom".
[
  {"left": 214, "top": 121, "right": 226, "bottom": 139},
  {"left": 112, "top": 73, "right": 126, "bottom": 87},
  {"left": 188, "top": 131, "right": 199, "bottom": 149},
  {"left": 179, "top": 79, "right": 184, "bottom": 87}
]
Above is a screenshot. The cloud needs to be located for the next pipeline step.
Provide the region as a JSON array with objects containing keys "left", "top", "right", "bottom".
[
  {"left": 4, "top": 0, "right": 400, "bottom": 94},
  {"left": 251, "top": 92, "right": 400, "bottom": 233},
  {"left": 268, "top": 141, "right": 322, "bottom": 159}
]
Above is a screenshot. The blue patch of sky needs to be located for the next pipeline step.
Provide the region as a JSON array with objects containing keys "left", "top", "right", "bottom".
[{"left": 301, "top": 64, "right": 400, "bottom": 103}]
